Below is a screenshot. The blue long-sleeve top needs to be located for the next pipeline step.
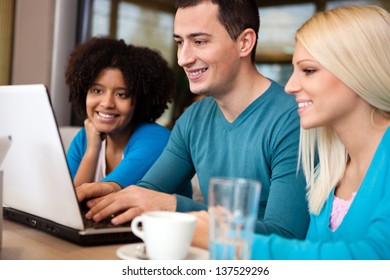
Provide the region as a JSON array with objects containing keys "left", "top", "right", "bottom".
[
  {"left": 251, "top": 127, "right": 390, "bottom": 259},
  {"left": 66, "top": 122, "right": 170, "bottom": 187}
]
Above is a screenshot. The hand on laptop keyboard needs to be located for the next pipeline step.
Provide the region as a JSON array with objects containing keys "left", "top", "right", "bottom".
[{"left": 80, "top": 200, "right": 130, "bottom": 229}]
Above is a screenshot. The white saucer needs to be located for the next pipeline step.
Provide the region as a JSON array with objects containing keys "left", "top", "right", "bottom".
[{"left": 116, "top": 242, "right": 209, "bottom": 260}]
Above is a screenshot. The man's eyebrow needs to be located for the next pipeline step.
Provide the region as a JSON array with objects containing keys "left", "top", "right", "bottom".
[{"left": 173, "top": 32, "right": 211, "bottom": 39}]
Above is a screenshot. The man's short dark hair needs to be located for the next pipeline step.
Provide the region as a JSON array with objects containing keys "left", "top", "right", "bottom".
[{"left": 175, "top": 0, "right": 260, "bottom": 62}]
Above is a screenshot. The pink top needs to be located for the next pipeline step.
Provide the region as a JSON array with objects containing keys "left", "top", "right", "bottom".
[{"left": 329, "top": 192, "right": 357, "bottom": 231}]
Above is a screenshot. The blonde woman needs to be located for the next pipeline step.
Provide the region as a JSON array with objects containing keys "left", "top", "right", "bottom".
[{"left": 192, "top": 5, "right": 390, "bottom": 259}]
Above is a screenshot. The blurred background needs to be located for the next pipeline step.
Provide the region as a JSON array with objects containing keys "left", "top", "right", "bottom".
[{"left": 0, "top": 0, "right": 388, "bottom": 127}]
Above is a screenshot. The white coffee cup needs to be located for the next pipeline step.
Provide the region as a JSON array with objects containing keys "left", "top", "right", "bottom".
[{"left": 131, "top": 211, "right": 196, "bottom": 260}]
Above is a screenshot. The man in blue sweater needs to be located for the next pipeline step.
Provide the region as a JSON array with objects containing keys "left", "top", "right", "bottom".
[{"left": 77, "top": 0, "right": 309, "bottom": 239}]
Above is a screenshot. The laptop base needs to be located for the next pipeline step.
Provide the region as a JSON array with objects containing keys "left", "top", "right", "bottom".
[{"left": 4, "top": 207, "right": 141, "bottom": 246}]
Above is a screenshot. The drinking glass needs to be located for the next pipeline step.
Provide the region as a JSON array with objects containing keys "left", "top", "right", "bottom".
[{"left": 208, "top": 177, "right": 261, "bottom": 260}]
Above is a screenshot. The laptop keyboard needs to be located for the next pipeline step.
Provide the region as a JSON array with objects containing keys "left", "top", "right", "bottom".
[
  {"left": 80, "top": 202, "right": 130, "bottom": 229},
  {"left": 83, "top": 216, "right": 119, "bottom": 229}
]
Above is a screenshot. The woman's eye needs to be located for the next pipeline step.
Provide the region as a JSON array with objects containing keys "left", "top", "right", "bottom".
[
  {"left": 303, "top": 69, "right": 316, "bottom": 75},
  {"left": 116, "top": 93, "right": 129, "bottom": 99},
  {"left": 90, "top": 88, "right": 103, "bottom": 94}
]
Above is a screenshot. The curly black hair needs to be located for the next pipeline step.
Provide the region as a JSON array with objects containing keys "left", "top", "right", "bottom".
[{"left": 65, "top": 36, "right": 174, "bottom": 124}]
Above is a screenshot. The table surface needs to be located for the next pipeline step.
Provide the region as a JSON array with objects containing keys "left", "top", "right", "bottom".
[{"left": 1, "top": 219, "right": 124, "bottom": 259}]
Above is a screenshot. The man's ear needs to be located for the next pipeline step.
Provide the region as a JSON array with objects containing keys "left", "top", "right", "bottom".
[{"left": 238, "top": 28, "right": 257, "bottom": 58}]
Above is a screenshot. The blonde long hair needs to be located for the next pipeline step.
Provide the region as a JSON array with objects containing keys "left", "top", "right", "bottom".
[{"left": 296, "top": 5, "right": 390, "bottom": 214}]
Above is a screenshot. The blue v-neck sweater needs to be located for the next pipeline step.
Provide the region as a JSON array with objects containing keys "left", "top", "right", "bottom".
[{"left": 138, "top": 81, "right": 309, "bottom": 239}]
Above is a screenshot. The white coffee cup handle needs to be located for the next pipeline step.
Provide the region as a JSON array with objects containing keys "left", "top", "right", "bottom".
[{"left": 131, "top": 216, "right": 145, "bottom": 240}]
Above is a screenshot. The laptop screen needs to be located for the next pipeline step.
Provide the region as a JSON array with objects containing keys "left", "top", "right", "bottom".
[{"left": 0, "top": 84, "right": 84, "bottom": 230}]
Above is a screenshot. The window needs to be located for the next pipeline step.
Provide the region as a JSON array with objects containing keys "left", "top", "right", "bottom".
[
  {"left": 91, "top": 0, "right": 175, "bottom": 66},
  {"left": 255, "top": 0, "right": 385, "bottom": 85}
]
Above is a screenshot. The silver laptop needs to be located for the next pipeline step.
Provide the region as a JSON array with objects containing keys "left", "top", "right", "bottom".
[{"left": 0, "top": 84, "right": 139, "bottom": 245}]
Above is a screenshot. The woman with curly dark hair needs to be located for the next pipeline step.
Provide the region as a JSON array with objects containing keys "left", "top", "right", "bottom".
[{"left": 65, "top": 36, "right": 173, "bottom": 189}]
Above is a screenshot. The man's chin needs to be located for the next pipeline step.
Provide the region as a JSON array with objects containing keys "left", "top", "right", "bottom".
[{"left": 189, "top": 86, "right": 208, "bottom": 96}]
